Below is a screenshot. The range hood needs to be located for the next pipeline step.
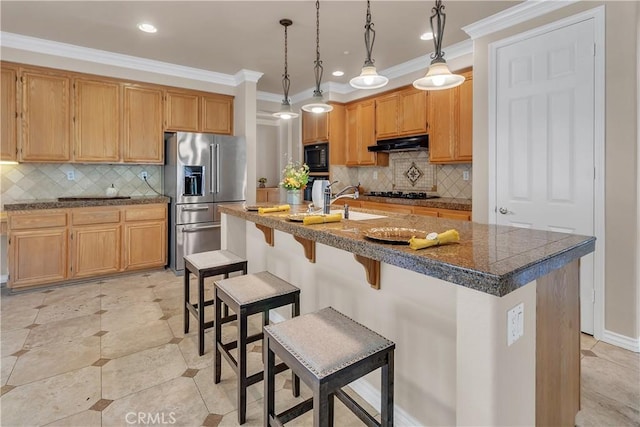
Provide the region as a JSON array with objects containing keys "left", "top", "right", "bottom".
[{"left": 367, "top": 134, "right": 428, "bottom": 152}]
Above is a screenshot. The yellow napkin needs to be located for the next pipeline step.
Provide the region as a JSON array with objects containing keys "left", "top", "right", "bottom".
[
  {"left": 302, "top": 213, "right": 342, "bottom": 225},
  {"left": 258, "top": 204, "right": 290, "bottom": 214},
  {"left": 409, "top": 229, "right": 460, "bottom": 250}
]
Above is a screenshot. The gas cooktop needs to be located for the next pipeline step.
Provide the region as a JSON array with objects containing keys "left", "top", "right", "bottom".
[{"left": 365, "top": 191, "right": 440, "bottom": 200}]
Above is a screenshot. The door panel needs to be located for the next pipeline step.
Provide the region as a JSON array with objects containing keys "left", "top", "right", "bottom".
[{"left": 495, "top": 19, "right": 595, "bottom": 333}]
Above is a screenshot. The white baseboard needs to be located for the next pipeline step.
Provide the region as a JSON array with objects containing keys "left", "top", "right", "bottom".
[
  {"left": 602, "top": 329, "right": 640, "bottom": 353},
  {"left": 268, "top": 311, "right": 421, "bottom": 426}
]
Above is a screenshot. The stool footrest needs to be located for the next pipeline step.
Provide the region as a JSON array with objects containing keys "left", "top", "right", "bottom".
[
  {"left": 220, "top": 332, "right": 263, "bottom": 353},
  {"left": 335, "top": 388, "right": 380, "bottom": 427},
  {"left": 276, "top": 397, "right": 314, "bottom": 424},
  {"left": 190, "top": 300, "right": 214, "bottom": 309}
]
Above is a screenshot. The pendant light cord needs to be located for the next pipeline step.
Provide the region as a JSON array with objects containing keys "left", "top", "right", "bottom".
[
  {"left": 312, "top": 0, "right": 324, "bottom": 97},
  {"left": 363, "top": 0, "right": 376, "bottom": 67},
  {"left": 430, "top": 0, "right": 446, "bottom": 63},
  {"left": 282, "top": 21, "right": 291, "bottom": 102}
]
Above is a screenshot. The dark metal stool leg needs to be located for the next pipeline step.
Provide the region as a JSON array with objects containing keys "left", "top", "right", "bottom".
[
  {"left": 184, "top": 268, "right": 190, "bottom": 334},
  {"left": 381, "top": 351, "right": 394, "bottom": 427},
  {"left": 313, "top": 384, "right": 331, "bottom": 427},
  {"left": 328, "top": 393, "right": 334, "bottom": 427},
  {"left": 264, "top": 336, "right": 276, "bottom": 427},
  {"left": 198, "top": 274, "right": 205, "bottom": 356},
  {"left": 214, "top": 287, "right": 222, "bottom": 384},
  {"left": 292, "top": 294, "right": 301, "bottom": 397},
  {"left": 238, "top": 306, "right": 248, "bottom": 425}
]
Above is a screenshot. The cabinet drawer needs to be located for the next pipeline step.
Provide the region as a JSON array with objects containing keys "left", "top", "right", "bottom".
[
  {"left": 9, "top": 211, "right": 67, "bottom": 230},
  {"left": 124, "top": 205, "right": 167, "bottom": 222},
  {"left": 72, "top": 208, "right": 121, "bottom": 225},
  {"left": 412, "top": 207, "right": 439, "bottom": 217}
]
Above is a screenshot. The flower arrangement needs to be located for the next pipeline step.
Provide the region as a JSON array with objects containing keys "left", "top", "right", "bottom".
[
  {"left": 258, "top": 177, "right": 267, "bottom": 188},
  {"left": 279, "top": 160, "right": 309, "bottom": 190}
]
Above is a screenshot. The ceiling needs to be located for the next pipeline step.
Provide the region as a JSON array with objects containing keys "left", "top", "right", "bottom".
[{"left": 0, "top": 1, "right": 520, "bottom": 96}]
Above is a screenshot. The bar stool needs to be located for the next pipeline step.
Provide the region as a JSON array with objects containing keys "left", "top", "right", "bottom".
[
  {"left": 184, "top": 250, "right": 247, "bottom": 356},
  {"left": 264, "top": 306, "right": 395, "bottom": 427},
  {"left": 214, "top": 271, "right": 301, "bottom": 425}
]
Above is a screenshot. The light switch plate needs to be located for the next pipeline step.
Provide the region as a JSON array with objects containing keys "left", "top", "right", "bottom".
[{"left": 507, "top": 303, "right": 524, "bottom": 346}]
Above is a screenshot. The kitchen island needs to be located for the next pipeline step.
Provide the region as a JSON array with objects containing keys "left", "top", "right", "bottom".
[{"left": 219, "top": 204, "right": 595, "bottom": 426}]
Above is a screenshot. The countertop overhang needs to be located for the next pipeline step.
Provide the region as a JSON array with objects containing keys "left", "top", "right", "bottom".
[{"left": 219, "top": 204, "right": 595, "bottom": 297}]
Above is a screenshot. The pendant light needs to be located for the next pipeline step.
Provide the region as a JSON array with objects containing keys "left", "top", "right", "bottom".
[
  {"left": 413, "top": 0, "right": 465, "bottom": 91},
  {"left": 349, "top": 0, "right": 388, "bottom": 90},
  {"left": 301, "top": 0, "right": 333, "bottom": 114},
  {"left": 273, "top": 19, "right": 299, "bottom": 120}
]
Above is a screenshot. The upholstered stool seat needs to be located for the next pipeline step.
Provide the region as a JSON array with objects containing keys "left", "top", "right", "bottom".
[
  {"left": 264, "top": 306, "right": 395, "bottom": 427},
  {"left": 183, "top": 250, "right": 247, "bottom": 356},
  {"left": 214, "top": 271, "right": 301, "bottom": 425}
]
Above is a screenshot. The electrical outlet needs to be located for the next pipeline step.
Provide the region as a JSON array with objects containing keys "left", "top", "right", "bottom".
[
  {"left": 139, "top": 171, "right": 148, "bottom": 180},
  {"left": 66, "top": 171, "right": 75, "bottom": 181},
  {"left": 507, "top": 303, "right": 524, "bottom": 346},
  {"left": 373, "top": 171, "right": 378, "bottom": 180},
  {"left": 462, "top": 171, "right": 470, "bottom": 181}
]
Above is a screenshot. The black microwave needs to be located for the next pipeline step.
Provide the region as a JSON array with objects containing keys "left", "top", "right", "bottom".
[{"left": 304, "top": 143, "right": 329, "bottom": 172}]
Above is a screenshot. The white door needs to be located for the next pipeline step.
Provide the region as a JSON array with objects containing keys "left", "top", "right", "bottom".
[{"left": 495, "top": 19, "right": 596, "bottom": 333}]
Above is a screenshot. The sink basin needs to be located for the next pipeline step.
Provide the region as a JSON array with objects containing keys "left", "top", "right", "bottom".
[{"left": 329, "top": 210, "right": 386, "bottom": 221}]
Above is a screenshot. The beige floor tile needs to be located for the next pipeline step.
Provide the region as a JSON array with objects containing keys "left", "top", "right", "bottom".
[
  {"left": 1, "top": 290, "right": 46, "bottom": 309},
  {"left": 8, "top": 335, "right": 100, "bottom": 386},
  {"left": 576, "top": 386, "right": 640, "bottom": 427},
  {"left": 145, "top": 270, "right": 182, "bottom": 286},
  {"left": 592, "top": 341, "right": 640, "bottom": 374},
  {"left": 1, "top": 356, "right": 17, "bottom": 386},
  {"left": 44, "top": 409, "right": 102, "bottom": 426},
  {"left": 100, "top": 287, "right": 157, "bottom": 310},
  {"left": 1, "top": 327, "right": 29, "bottom": 356},
  {"left": 100, "top": 302, "right": 164, "bottom": 332},
  {"left": 167, "top": 314, "right": 186, "bottom": 338},
  {"left": 23, "top": 314, "right": 101, "bottom": 350},
  {"left": 581, "top": 355, "right": 640, "bottom": 412},
  {"left": 580, "top": 333, "right": 598, "bottom": 351},
  {"left": 101, "top": 320, "right": 173, "bottom": 359},
  {"left": 0, "top": 365, "right": 100, "bottom": 426},
  {"left": 178, "top": 332, "right": 215, "bottom": 370},
  {"left": 0, "top": 306, "right": 38, "bottom": 332},
  {"left": 102, "top": 376, "right": 209, "bottom": 427},
  {"left": 35, "top": 298, "right": 101, "bottom": 324},
  {"left": 42, "top": 282, "right": 101, "bottom": 306},
  {"left": 101, "top": 343, "right": 186, "bottom": 400},
  {"left": 100, "top": 275, "right": 151, "bottom": 292}
]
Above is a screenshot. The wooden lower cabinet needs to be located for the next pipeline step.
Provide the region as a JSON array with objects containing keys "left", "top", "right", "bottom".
[
  {"left": 9, "top": 228, "right": 68, "bottom": 289},
  {"left": 72, "top": 224, "right": 121, "bottom": 278},
  {"left": 256, "top": 188, "right": 280, "bottom": 203},
  {"left": 7, "top": 204, "right": 167, "bottom": 289},
  {"left": 360, "top": 201, "right": 413, "bottom": 214},
  {"left": 357, "top": 201, "right": 471, "bottom": 221}
]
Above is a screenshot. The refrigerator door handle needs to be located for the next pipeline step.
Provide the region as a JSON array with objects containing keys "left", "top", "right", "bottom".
[
  {"left": 180, "top": 206, "right": 209, "bottom": 212},
  {"left": 215, "top": 143, "right": 221, "bottom": 193},
  {"left": 182, "top": 224, "right": 221, "bottom": 232},
  {"left": 210, "top": 144, "right": 215, "bottom": 194}
]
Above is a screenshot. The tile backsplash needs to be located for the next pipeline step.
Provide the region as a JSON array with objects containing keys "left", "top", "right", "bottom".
[
  {"left": 0, "top": 163, "right": 163, "bottom": 209},
  {"left": 331, "top": 151, "right": 472, "bottom": 199}
]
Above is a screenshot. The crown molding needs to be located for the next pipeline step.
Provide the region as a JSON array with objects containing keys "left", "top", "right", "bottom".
[
  {"left": 257, "top": 91, "right": 284, "bottom": 104},
  {"left": 462, "top": 0, "right": 579, "bottom": 40},
  {"left": 0, "top": 31, "right": 263, "bottom": 87}
]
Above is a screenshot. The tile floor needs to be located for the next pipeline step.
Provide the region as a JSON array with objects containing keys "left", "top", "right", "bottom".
[{"left": 1, "top": 270, "right": 638, "bottom": 426}]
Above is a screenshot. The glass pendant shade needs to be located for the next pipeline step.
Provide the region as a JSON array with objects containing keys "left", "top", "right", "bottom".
[
  {"left": 350, "top": 65, "right": 388, "bottom": 89},
  {"left": 301, "top": 1, "right": 333, "bottom": 114},
  {"left": 413, "top": 61, "right": 465, "bottom": 90},
  {"left": 273, "top": 100, "right": 298, "bottom": 119},
  {"left": 413, "top": 0, "right": 465, "bottom": 91}
]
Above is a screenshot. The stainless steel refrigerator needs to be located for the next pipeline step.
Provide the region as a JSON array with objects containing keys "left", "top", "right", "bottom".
[{"left": 164, "top": 132, "right": 246, "bottom": 272}]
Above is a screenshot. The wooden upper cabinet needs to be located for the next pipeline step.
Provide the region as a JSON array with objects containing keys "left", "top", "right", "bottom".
[
  {"left": 201, "top": 94, "right": 233, "bottom": 135},
  {"left": 73, "top": 78, "right": 121, "bottom": 162},
  {"left": 375, "top": 87, "right": 427, "bottom": 140},
  {"left": 165, "top": 90, "right": 199, "bottom": 132},
  {"left": 165, "top": 90, "right": 234, "bottom": 135},
  {"left": 428, "top": 87, "right": 457, "bottom": 163},
  {"left": 302, "top": 110, "right": 329, "bottom": 144},
  {"left": 123, "top": 85, "right": 164, "bottom": 163},
  {"left": 20, "top": 69, "right": 71, "bottom": 162},
  {"left": 457, "top": 71, "right": 473, "bottom": 162},
  {"left": 345, "top": 100, "right": 387, "bottom": 167},
  {"left": 1, "top": 66, "right": 18, "bottom": 161},
  {"left": 428, "top": 70, "right": 473, "bottom": 164}
]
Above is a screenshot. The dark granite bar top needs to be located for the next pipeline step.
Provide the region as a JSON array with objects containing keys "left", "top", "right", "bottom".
[
  {"left": 4, "top": 196, "right": 170, "bottom": 211},
  {"left": 219, "top": 204, "right": 595, "bottom": 297},
  {"left": 354, "top": 196, "right": 472, "bottom": 211}
]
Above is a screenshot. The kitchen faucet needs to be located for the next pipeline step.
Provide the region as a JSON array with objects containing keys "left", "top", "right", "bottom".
[{"left": 323, "top": 182, "right": 360, "bottom": 214}]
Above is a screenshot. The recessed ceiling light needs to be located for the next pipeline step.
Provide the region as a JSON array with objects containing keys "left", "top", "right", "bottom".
[
  {"left": 420, "top": 31, "right": 433, "bottom": 41},
  {"left": 332, "top": 70, "right": 345, "bottom": 77},
  {"left": 137, "top": 22, "right": 157, "bottom": 33}
]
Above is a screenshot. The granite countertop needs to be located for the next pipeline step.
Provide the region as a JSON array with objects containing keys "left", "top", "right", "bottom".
[
  {"left": 219, "top": 204, "right": 595, "bottom": 297},
  {"left": 355, "top": 196, "right": 472, "bottom": 211},
  {"left": 4, "top": 196, "right": 170, "bottom": 211}
]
